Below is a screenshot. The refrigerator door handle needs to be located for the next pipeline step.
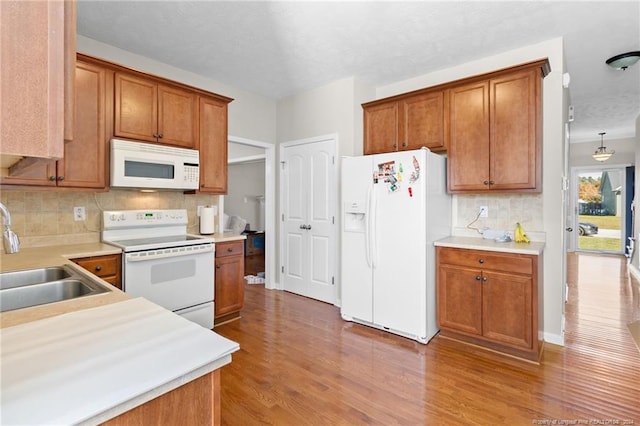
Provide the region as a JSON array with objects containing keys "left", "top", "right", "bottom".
[
  {"left": 365, "top": 185, "right": 372, "bottom": 267},
  {"left": 370, "top": 184, "right": 378, "bottom": 269}
]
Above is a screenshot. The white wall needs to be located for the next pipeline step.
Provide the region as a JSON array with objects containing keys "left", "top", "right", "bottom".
[
  {"left": 367, "top": 38, "right": 567, "bottom": 344},
  {"left": 77, "top": 36, "right": 277, "bottom": 144},
  {"left": 276, "top": 76, "right": 374, "bottom": 156}
]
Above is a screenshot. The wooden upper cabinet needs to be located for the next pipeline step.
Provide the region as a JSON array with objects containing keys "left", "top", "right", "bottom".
[
  {"left": 1, "top": 57, "right": 112, "bottom": 189},
  {"left": 198, "top": 96, "right": 230, "bottom": 194},
  {"left": 399, "top": 90, "right": 447, "bottom": 152},
  {"left": 58, "top": 59, "right": 112, "bottom": 188},
  {"left": 448, "top": 81, "right": 491, "bottom": 192},
  {"left": 115, "top": 73, "right": 197, "bottom": 149},
  {"left": 489, "top": 69, "right": 540, "bottom": 191},
  {"left": 0, "top": 0, "right": 71, "bottom": 159},
  {"left": 363, "top": 102, "right": 398, "bottom": 155},
  {"left": 363, "top": 89, "right": 447, "bottom": 155},
  {"left": 447, "top": 60, "right": 547, "bottom": 194}
]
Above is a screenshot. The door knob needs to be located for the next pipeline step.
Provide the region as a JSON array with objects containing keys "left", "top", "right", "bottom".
[{"left": 300, "top": 224, "right": 306, "bottom": 230}]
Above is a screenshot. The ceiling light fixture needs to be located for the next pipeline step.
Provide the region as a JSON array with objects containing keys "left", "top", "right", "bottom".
[
  {"left": 605, "top": 51, "right": 640, "bottom": 70},
  {"left": 592, "top": 132, "right": 614, "bottom": 162}
]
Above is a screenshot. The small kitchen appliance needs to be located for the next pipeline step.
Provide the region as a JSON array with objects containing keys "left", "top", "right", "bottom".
[
  {"left": 341, "top": 148, "right": 451, "bottom": 343},
  {"left": 102, "top": 209, "right": 215, "bottom": 328}
]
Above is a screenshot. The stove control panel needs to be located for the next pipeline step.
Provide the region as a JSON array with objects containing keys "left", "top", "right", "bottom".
[{"left": 103, "top": 209, "right": 188, "bottom": 229}]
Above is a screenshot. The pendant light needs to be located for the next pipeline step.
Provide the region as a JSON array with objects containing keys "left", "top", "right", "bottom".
[
  {"left": 592, "top": 132, "right": 614, "bottom": 162},
  {"left": 606, "top": 51, "right": 640, "bottom": 70}
]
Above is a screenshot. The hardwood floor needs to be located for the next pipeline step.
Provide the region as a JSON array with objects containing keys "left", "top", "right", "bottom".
[{"left": 215, "top": 253, "right": 640, "bottom": 425}]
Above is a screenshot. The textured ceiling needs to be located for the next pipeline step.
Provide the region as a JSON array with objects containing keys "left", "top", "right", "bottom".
[{"left": 76, "top": 1, "right": 640, "bottom": 142}]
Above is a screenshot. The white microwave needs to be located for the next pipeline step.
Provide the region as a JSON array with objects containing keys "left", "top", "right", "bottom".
[{"left": 110, "top": 139, "right": 200, "bottom": 190}]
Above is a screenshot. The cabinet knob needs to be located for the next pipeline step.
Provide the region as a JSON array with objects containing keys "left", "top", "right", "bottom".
[
  {"left": 483, "top": 180, "right": 489, "bottom": 185},
  {"left": 402, "top": 142, "right": 408, "bottom": 147},
  {"left": 158, "top": 133, "right": 163, "bottom": 139},
  {"left": 482, "top": 276, "right": 488, "bottom": 282},
  {"left": 489, "top": 180, "right": 495, "bottom": 185},
  {"left": 478, "top": 258, "right": 484, "bottom": 264},
  {"left": 57, "top": 176, "right": 64, "bottom": 181},
  {"left": 95, "top": 265, "right": 102, "bottom": 272},
  {"left": 49, "top": 176, "right": 56, "bottom": 181},
  {"left": 566, "top": 227, "right": 573, "bottom": 232},
  {"left": 393, "top": 143, "right": 397, "bottom": 148},
  {"left": 227, "top": 247, "right": 233, "bottom": 252},
  {"left": 475, "top": 275, "right": 481, "bottom": 281},
  {"left": 216, "top": 264, "right": 220, "bottom": 269}
]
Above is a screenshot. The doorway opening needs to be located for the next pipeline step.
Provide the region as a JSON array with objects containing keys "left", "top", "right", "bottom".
[
  {"left": 573, "top": 167, "right": 625, "bottom": 255},
  {"left": 225, "top": 135, "right": 275, "bottom": 290}
]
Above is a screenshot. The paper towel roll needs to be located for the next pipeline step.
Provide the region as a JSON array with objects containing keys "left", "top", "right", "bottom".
[{"left": 199, "top": 207, "right": 215, "bottom": 235}]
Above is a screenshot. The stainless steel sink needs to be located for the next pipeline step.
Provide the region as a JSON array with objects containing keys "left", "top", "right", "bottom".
[
  {"left": 0, "top": 266, "right": 111, "bottom": 313},
  {"left": 0, "top": 266, "right": 73, "bottom": 290}
]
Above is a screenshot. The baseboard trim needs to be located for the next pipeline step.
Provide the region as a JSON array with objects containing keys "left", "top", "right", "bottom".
[{"left": 544, "top": 331, "right": 564, "bottom": 346}]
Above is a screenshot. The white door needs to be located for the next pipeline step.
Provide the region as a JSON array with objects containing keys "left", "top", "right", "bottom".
[{"left": 281, "top": 135, "right": 336, "bottom": 303}]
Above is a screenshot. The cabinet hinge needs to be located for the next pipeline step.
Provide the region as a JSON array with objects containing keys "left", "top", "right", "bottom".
[
  {"left": 282, "top": 213, "right": 285, "bottom": 222},
  {"left": 280, "top": 161, "right": 286, "bottom": 171},
  {"left": 332, "top": 276, "right": 335, "bottom": 285},
  {"left": 281, "top": 266, "right": 285, "bottom": 273},
  {"left": 332, "top": 216, "right": 335, "bottom": 225}
]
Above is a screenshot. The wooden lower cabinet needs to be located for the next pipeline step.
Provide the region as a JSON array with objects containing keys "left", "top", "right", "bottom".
[
  {"left": 101, "top": 370, "right": 220, "bottom": 426},
  {"left": 72, "top": 253, "right": 122, "bottom": 290},
  {"left": 214, "top": 240, "right": 245, "bottom": 324},
  {"left": 436, "top": 246, "right": 542, "bottom": 361}
]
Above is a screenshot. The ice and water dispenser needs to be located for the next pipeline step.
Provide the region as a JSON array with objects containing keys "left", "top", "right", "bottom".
[{"left": 343, "top": 200, "right": 366, "bottom": 232}]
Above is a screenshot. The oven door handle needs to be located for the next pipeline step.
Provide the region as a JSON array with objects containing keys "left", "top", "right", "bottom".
[{"left": 125, "top": 244, "right": 214, "bottom": 262}]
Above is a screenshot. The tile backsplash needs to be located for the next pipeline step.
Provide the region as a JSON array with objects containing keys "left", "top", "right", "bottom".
[
  {"left": 0, "top": 190, "right": 219, "bottom": 248},
  {"left": 454, "top": 193, "right": 543, "bottom": 238}
]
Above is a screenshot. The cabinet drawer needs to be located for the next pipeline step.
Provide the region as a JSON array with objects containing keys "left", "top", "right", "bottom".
[
  {"left": 73, "top": 254, "right": 120, "bottom": 277},
  {"left": 216, "top": 240, "right": 244, "bottom": 258},
  {"left": 437, "top": 247, "right": 533, "bottom": 275}
]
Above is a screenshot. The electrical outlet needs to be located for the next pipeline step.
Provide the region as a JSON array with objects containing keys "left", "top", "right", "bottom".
[
  {"left": 73, "top": 206, "right": 86, "bottom": 221},
  {"left": 479, "top": 206, "right": 488, "bottom": 218}
]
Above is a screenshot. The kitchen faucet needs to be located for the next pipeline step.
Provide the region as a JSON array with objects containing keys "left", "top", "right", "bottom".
[{"left": 0, "top": 202, "right": 20, "bottom": 254}]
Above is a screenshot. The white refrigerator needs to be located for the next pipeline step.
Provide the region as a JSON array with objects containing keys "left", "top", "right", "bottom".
[{"left": 341, "top": 148, "right": 451, "bottom": 343}]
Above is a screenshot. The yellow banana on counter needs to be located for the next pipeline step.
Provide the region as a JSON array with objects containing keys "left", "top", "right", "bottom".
[{"left": 514, "top": 222, "right": 530, "bottom": 243}]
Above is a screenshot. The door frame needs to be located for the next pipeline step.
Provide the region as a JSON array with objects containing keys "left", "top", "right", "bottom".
[
  {"left": 278, "top": 133, "right": 338, "bottom": 303},
  {"left": 569, "top": 163, "right": 631, "bottom": 255},
  {"left": 225, "top": 135, "right": 276, "bottom": 290}
]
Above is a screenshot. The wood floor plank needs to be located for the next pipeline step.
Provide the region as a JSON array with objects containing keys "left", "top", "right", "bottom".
[{"left": 215, "top": 253, "right": 640, "bottom": 424}]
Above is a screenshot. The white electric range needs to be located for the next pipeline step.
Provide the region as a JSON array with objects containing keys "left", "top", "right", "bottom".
[{"left": 102, "top": 209, "right": 215, "bottom": 329}]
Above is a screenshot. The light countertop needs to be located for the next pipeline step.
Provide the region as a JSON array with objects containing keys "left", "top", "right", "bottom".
[
  {"left": 206, "top": 232, "right": 247, "bottom": 243},
  {"left": 0, "top": 243, "right": 129, "bottom": 328},
  {"left": 434, "top": 236, "right": 545, "bottom": 255},
  {"left": 0, "top": 297, "right": 239, "bottom": 425},
  {"left": 0, "top": 242, "right": 240, "bottom": 424}
]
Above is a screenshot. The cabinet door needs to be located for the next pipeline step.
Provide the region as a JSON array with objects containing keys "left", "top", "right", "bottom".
[
  {"left": 447, "top": 81, "right": 490, "bottom": 192},
  {"left": 215, "top": 254, "right": 245, "bottom": 318},
  {"left": 363, "top": 101, "right": 398, "bottom": 155},
  {"left": 1, "top": 1, "right": 65, "bottom": 159},
  {"left": 157, "top": 85, "right": 197, "bottom": 148},
  {"left": 114, "top": 73, "right": 158, "bottom": 143},
  {"left": 58, "top": 60, "right": 111, "bottom": 188},
  {"left": 437, "top": 264, "right": 483, "bottom": 336},
  {"left": 198, "top": 96, "right": 228, "bottom": 194},
  {"left": 482, "top": 270, "right": 532, "bottom": 349},
  {"left": 490, "top": 69, "right": 541, "bottom": 191},
  {"left": 399, "top": 90, "right": 447, "bottom": 152}
]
